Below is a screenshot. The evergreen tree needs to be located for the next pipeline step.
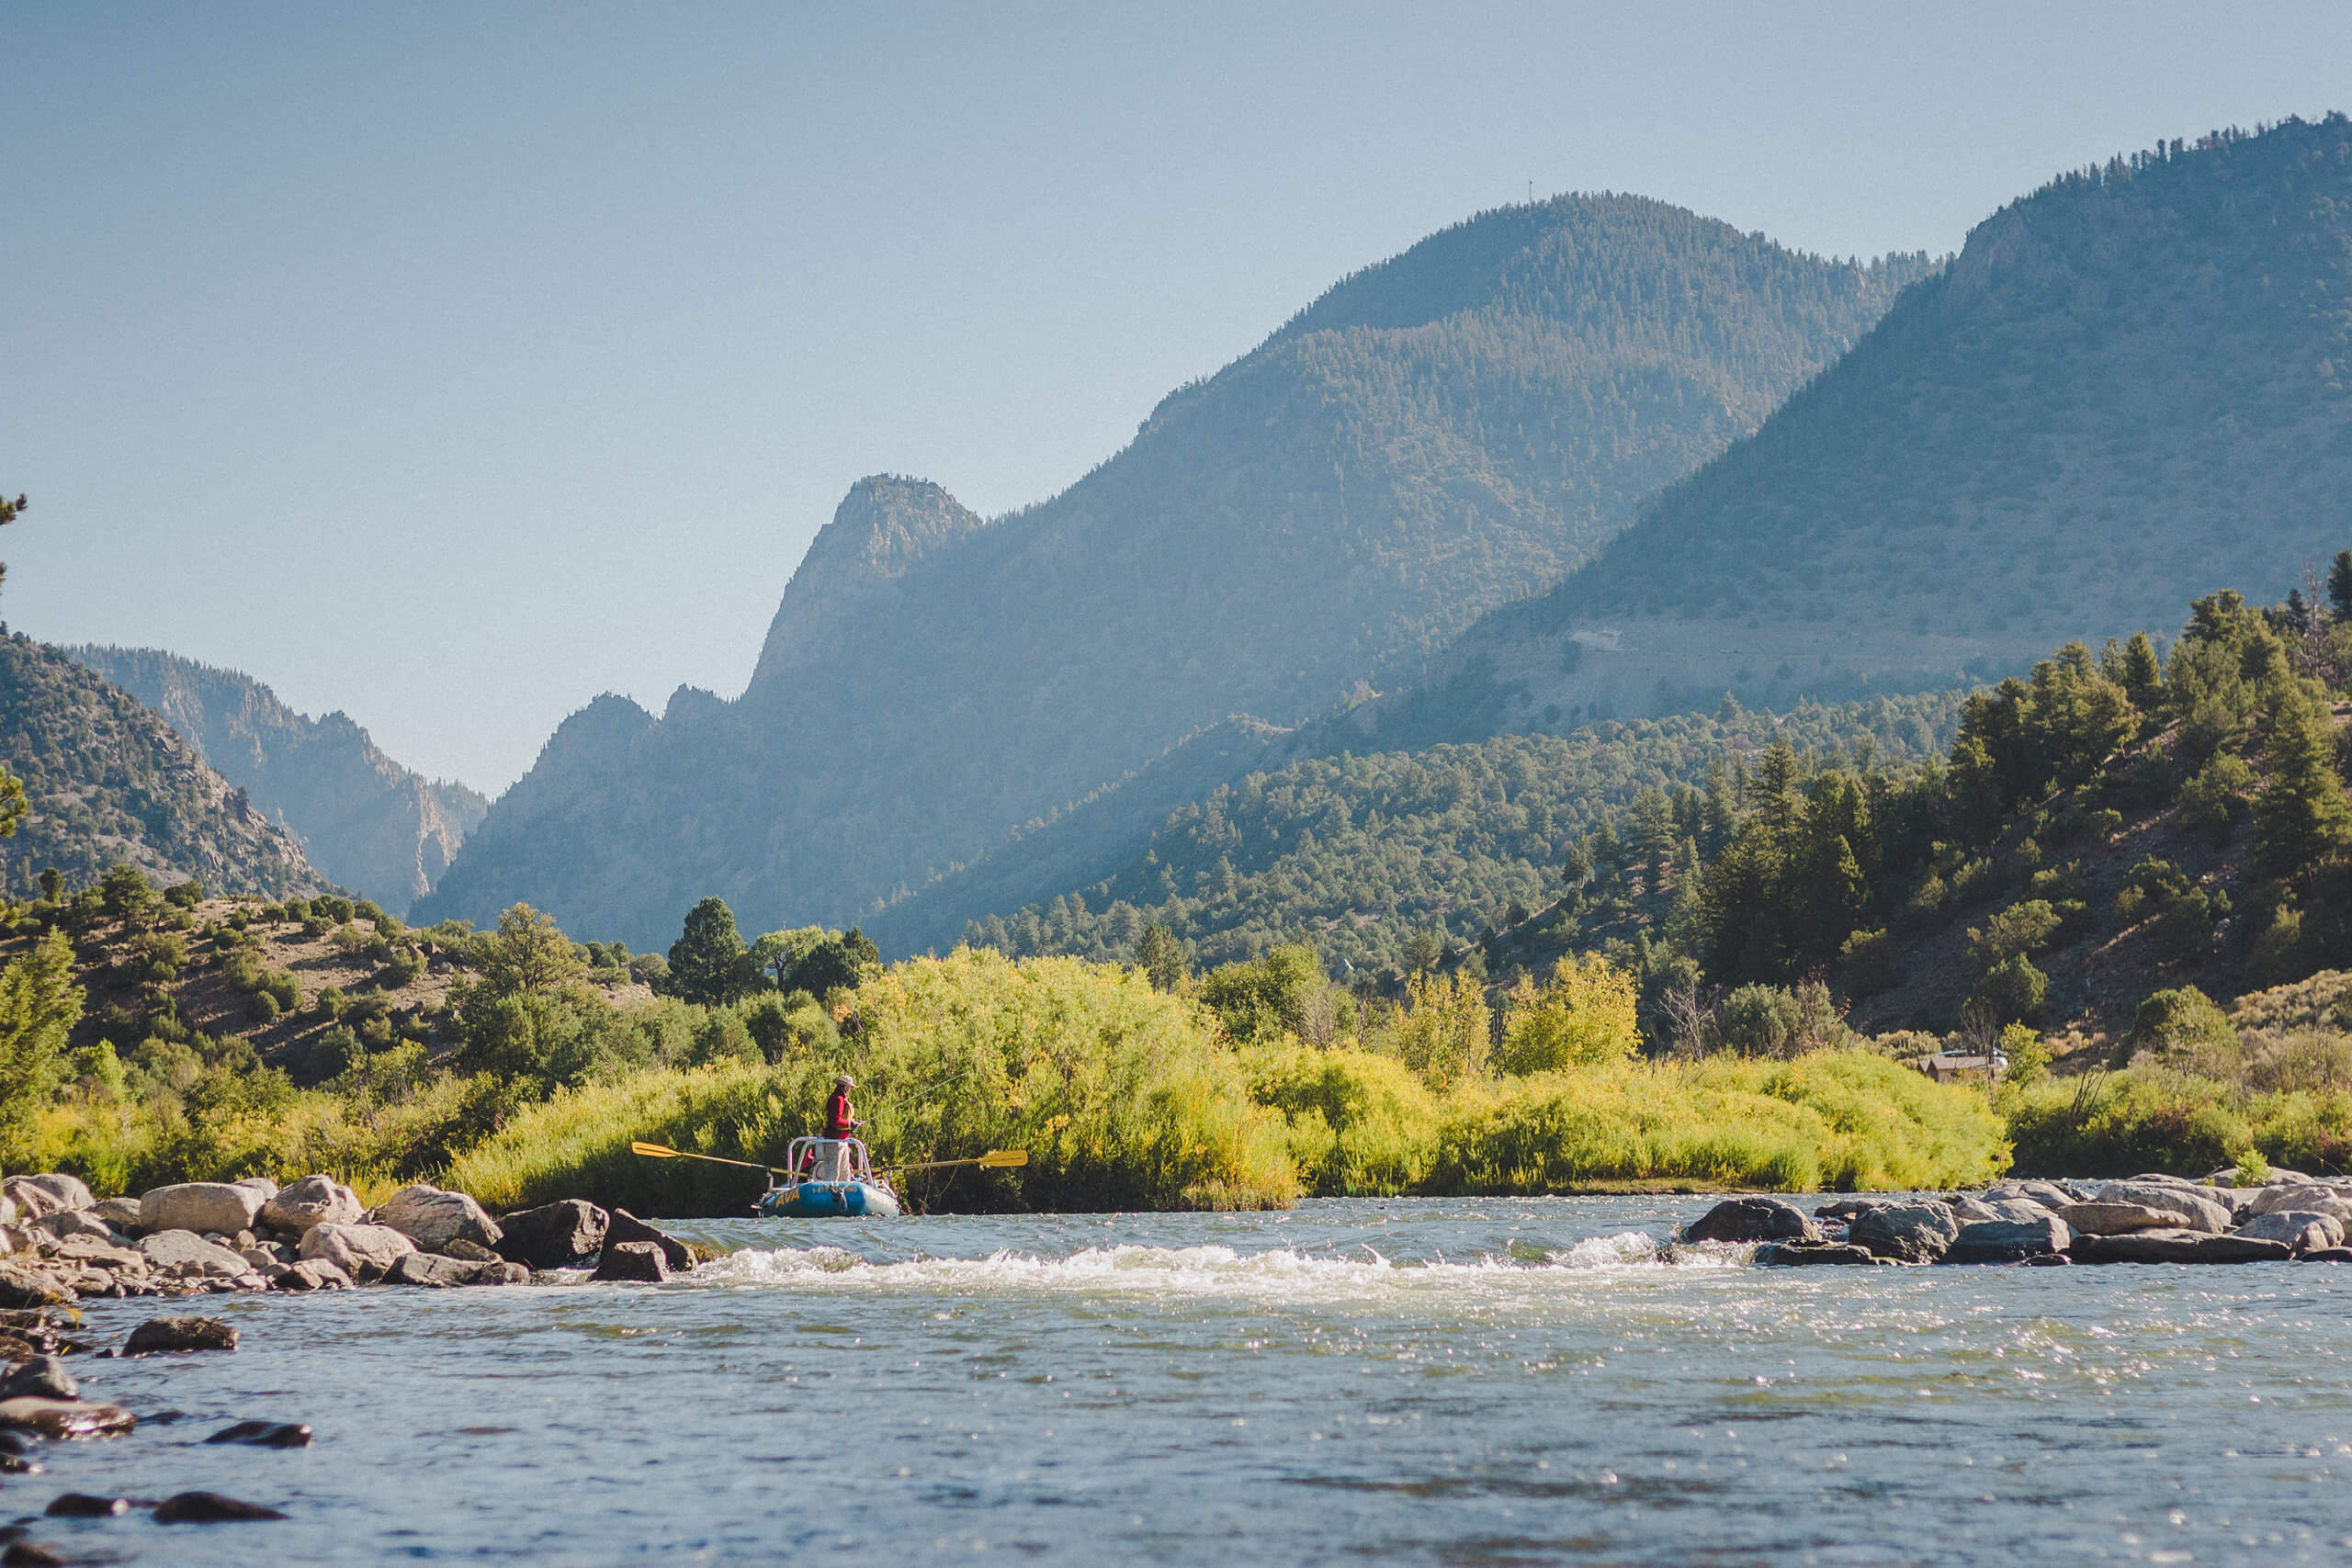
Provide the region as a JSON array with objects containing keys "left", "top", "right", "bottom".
[
  {"left": 1135, "top": 923, "right": 1185, "bottom": 991},
  {"left": 666, "top": 897, "right": 753, "bottom": 1006},
  {"left": 2329, "top": 549, "right": 2352, "bottom": 623},
  {"left": 471, "top": 903, "right": 583, "bottom": 998},
  {"left": 2252, "top": 683, "right": 2352, "bottom": 876}
]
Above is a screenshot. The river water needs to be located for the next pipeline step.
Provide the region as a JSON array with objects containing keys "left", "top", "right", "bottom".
[{"left": 18, "top": 1195, "right": 2352, "bottom": 1565}]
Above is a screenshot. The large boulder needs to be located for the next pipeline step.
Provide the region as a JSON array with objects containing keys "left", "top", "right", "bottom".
[
  {"left": 266, "top": 1259, "right": 352, "bottom": 1292},
  {"left": 386, "top": 1252, "right": 523, "bottom": 1288},
  {"left": 372, "top": 1183, "right": 503, "bottom": 1254},
  {"left": 1848, "top": 1201, "right": 1961, "bottom": 1263},
  {"left": 297, "top": 1222, "right": 413, "bottom": 1282},
  {"left": 2246, "top": 1184, "right": 2352, "bottom": 1223},
  {"left": 2096, "top": 1181, "right": 2232, "bottom": 1234},
  {"left": 1948, "top": 1196, "right": 2054, "bottom": 1224},
  {"left": 32, "top": 1210, "right": 123, "bottom": 1245},
  {"left": 605, "top": 1210, "right": 694, "bottom": 1273},
  {"left": 590, "top": 1241, "right": 669, "bottom": 1282},
  {"left": 2, "top": 1175, "right": 92, "bottom": 1219},
  {"left": 261, "top": 1175, "right": 363, "bottom": 1236},
  {"left": 2235, "top": 1210, "right": 2346, "bottom": 1250},
  {"left": 1985, "top": 1179, "right": 2086, "bottom": 1208},
  {"left": 2053, "top": 1201, "right": 2189, "bottom": 1236},
  {"left": 138, "top": 1182, "right": 266, "bottom": 1237},
  {"left": 2073, "top": 1228, "right": 2296, "bottom": 1264},
  {"left": 137, "top": 1230, "right": 250, "bottom": 1280},
  {"left": 493, "top": 1200, "right": 608, "bottom": 1269},
  {"left": 1944, "top": 1216, "right": 2072, "bottom": 1264},
  {"left": 1681, "top": 1198, "right": 1817, "bottom": 1245}
]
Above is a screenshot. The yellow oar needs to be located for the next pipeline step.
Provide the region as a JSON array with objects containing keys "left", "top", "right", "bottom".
[
  {"left": 630, "top": 1141, "right": 778, "bottom": 1175},
  {"left": 876, "top": 1150, "right": 1028, "bottom": 1175}
]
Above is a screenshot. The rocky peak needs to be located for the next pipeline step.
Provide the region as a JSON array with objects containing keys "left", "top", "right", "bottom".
[{"left": 747, "top": 475, "right": 984, "bottom": 691}]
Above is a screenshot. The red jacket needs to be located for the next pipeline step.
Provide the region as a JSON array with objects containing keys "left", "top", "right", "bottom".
[{"left": 824, "top": 1089, "right": 856, "bottom": 1138}]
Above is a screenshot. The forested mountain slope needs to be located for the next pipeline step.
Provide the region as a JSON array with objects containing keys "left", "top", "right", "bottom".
[
  {"left": 424, "top": 197, "right": 1928, "bottom": 946},
  {"left": 0, "top": 635, "right": 327, "bottom": 898},
  {"left": 1373, "top": 118, "right": 2352, "bottom": 745},
  {"left": 956, "top": 691, "right": 1962, "bottom": 976},
  {"left": 69, "top": 647, "right": 486, "bottom": 914}
]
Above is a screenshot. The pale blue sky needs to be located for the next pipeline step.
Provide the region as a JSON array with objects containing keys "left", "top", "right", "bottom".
[{"left": 6, "top": 4, "right": 2349, "bottom": 790}]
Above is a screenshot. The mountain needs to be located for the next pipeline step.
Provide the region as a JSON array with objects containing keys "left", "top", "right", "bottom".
[
  {"left": 1385, "top": 118, "right": 2352, "bottom": 741},
  {"left": 0, "top": 634, "right": 327, "bottom": 898},
  {"left": 948, "top": 691, "right": 1962, "bottom": 976},
  {"left": 67, "top": 646, "right": 488, "bottom": 914},
  {"left": 424, "top": 196, "right": 1931, "bottom": 946}
]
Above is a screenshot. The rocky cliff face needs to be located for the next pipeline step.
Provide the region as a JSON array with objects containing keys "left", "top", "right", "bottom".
[
  {"left": 422, "top": 195, "right": 1931, "bottom": 947},
  {"left": 67, "top": 647, "right": 486, "bottom": 913},
  {"left": 0, "top": 636, "right": 327, "bottom": 897}
]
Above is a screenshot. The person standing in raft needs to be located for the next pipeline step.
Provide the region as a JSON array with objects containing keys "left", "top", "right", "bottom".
[{"left": 801, "top": 1074, "right": 862, "bottom": 1180}]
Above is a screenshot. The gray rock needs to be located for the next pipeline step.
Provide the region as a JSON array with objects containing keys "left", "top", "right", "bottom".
[
  {"left": 89, "top": 1198, "right": 143, "bottom": 1233},
  {"left": 436, "top": 1237, "right": 503, "bottom": 1264},
  {"left": 2235, "top": 1210, "right": 2346, "bottom": 1249},
  {"left": 2097, "top": 1181, "right": 2233, "bottom": 1233},
  {"left": 47, "top": 1492, "right": 130, "bottom": 1516},
  {"left": 493, "top": 1200, "right": 608, "bottom": 1269},
  {"left": 125, "top": 1315, "right": 238, "bottom": 1354},
  {"left": 372, "top": 1183, "right": 503, "bottom": 1254},
  {"left": 1681, "top": 1197, "right": 1818, "bottom": 1245},
  {"left": 0, "top": 1358, "right": 76, "bottom": 1402},
  {"left": 297, "top": 1222, "right": 413, "bottom": 1282},
  {"left": 231, "top": 1176, "right": 280, "bottom": 1203},
  {"left": 261, "top": 1174, "right": 364, "bottom": 1236},
  {"left": 1755, "top": 1242, "right": 1881, "bottom": 1266},
  {"left": 205, "top": 1420, "right": 311, "bottom": 1448},
  {"left": 0, "top": 1263, "right": 75, "bottom": 1307},
  {"left": 1984, "top": 1179, "right": 2079, "bottom": 1208},
  {"left": 605, "top": 1210, "right": 693, "bottom": 1272},
  {"left": 31, "top": 1211, "right": 121, "bottom": 1246},
  {"left": 0, "top": 1397, "right": 134, "bottom": 1438},
  {"left": 153, "top": 1491, "right": 287, "bottom": 1522},
  {"left": 1944, "top": 1215, "right": 2072, "bottom": 1263},
  {"left": 2301, "top": 1246, "right": 2352, "bottom": 1262},
  {"left": 590, "top": 1240, "right": 669, "bottom": 1282},
  {"left": 1848, "top": 1201, "right": 1960, "bottom": 1262},
  {"left": 137, "top": 1230, "right": 248, "bottom": 1280},
  {"left": 2247, "top": 1184, "right": 2352, "bottom": 1221},
  {"left": 2072, "top": 1228, "right": 2296, "bottom": 1264},
  {"left": 387, "top": 1252, "right": 503, "bottom": 1288},
  {"left": 2053, "top": 1201, "right": 2189, "bottom": 1235},
  {"left": 139, "top": 1182, "right": 266, "bottom": 1237},
  {"left": 265, "top": 1259, "right": 352, "bottom": 1292},
  {"left": 0, "top": 1176, "right": 88, "bottom": 1220},
  {"left": 48, "top": 1235, "right": 142, "bottom": 1271}
]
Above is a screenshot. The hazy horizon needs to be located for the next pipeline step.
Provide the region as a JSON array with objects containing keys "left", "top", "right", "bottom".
[{"left": 8, "top": 3, "right": 2351, "bottom": 792}]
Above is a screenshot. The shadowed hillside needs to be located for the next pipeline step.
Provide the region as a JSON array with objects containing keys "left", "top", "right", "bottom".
[
  {"left": 69, "top": 646, "right": 488, "bottom": 914},
  {"left": 0, "top": 635, "right": 327, "bottom": 898},
  {"left": 423, "top": 197, "right": 1928, "bottom": 946},
  {"left": 1365, "top": 118, "right": 2352, "bottom": 745}
]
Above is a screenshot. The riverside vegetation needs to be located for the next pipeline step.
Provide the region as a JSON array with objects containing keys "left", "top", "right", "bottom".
[{"left": 0, "top": 861, "right": 2007, "bottom": 1217}]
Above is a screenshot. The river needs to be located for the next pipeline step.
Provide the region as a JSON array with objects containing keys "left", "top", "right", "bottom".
[{"left": 19, "top": 1196, "right": 2352, "bottom": 1565}]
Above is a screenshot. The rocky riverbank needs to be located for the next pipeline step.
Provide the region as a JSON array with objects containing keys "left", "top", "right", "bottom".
[
  {"left": 1686, "top": 1169, "right": 2352, "bottom": 1266},
  {"left": 0, "top": 1171, "right": 703, "bottom": 1306}
]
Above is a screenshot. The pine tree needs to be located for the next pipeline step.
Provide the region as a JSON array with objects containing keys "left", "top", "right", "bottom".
[
  {"left": 666, "top": 897, "right": 752, "bottom": 1006},
  {"left": 2253, "top": 684, "right": 2352, "bottom": 876},
  {"left": 1136, "top": 923, "right": 1185, "bottom": 990},
  {"left": 2329, "top": 550, "right": 2352, "bottom": 623}
]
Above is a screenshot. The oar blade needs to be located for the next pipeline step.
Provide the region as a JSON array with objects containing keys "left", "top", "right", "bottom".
[
  {"left": 630, "top": 1141, "right": 679, "bottom": 1158},
  {"left": 978, "top": 1149, "right": 1028, "bottom": 1168}
]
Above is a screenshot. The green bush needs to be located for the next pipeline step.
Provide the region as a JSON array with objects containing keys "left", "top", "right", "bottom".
[
  {"left": 2132, "top": 985, "right": 2235, "bottom": 1062},
  {"left": 248, "top": 990, "right": 280, "bottom": 1024},
  {"left": 1971, "top": 953, "right": 2048, "bottom": 1025},
  {"left": 2177, "top": 750, "right": 2255, "bottom": 840}
]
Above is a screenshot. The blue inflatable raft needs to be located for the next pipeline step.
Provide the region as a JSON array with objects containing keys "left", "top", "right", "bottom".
[{"left": 755, "top": 1137, "right": 902, "bottom": 1219}]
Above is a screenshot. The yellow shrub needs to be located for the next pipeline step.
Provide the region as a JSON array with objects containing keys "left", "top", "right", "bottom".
[{"left": 1497, "top": 953, "right": 1641, "bottom": 1074}]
